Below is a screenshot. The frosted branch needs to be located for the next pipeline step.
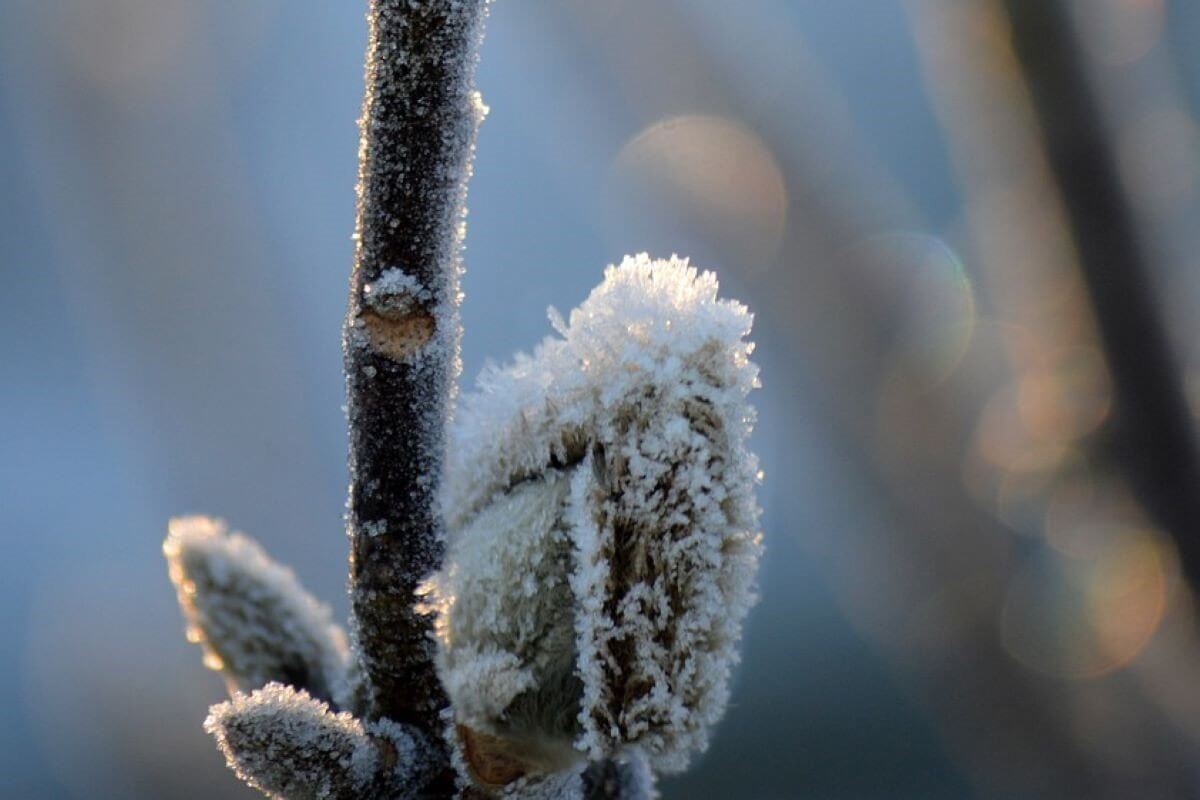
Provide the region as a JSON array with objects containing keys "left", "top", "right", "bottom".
[
  {"left": 164, "top": 517, "right": 351, "bottom": 706},
  {"left": 206, "top": 683, "right": 436, "bottom": 799},
  {"left": 343, "top": 0, "right": 489, "bottom": 756}
]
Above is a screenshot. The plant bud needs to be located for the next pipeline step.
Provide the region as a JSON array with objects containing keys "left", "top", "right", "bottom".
[{"left": 425, "top": 254, "right": 763, "bottom": 782}]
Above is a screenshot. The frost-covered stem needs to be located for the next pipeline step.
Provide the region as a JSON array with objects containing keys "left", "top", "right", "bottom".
[{"left": 344, "top": 0, "right": 487, "bottom": 741}]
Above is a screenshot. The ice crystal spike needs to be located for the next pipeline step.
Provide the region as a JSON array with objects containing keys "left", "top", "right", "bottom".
[
  {"left": 164, "top": 517, "right": 352, "bottom": 707},
  {"left": 206, "top": 683, "right": 435, "bottom": 799},
  {"left": 430, "top": 255, "right": 763, "bottom": 781}
]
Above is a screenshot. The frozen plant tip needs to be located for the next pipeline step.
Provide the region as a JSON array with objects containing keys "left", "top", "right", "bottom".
[
  {"left": 427, "top": 254, "right": 763, "bottom": 785},
  {"left": 206, "top": 683, "right": 436, "bottom": 799},
  {"left": 164, "top": 517, "right": 352, "bottom": 707},
  {"left": 164, "top": 1, "right": 764, "bottom": 795}
]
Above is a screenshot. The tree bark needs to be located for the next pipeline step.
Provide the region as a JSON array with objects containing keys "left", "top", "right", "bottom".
[{"left": 344, "top": 0, "right": 487, "bottom": 745}]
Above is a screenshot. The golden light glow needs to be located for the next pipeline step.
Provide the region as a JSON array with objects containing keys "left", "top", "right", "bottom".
[
  {"left": 1086, "top": 532, "right": 1170, "bottom": 668},
  {"left": 1001, "top": 527, "right": 1170, "bottom": 679},
  {"left": 1015, "top": 347, "right": 1111, "bottom": 444}
]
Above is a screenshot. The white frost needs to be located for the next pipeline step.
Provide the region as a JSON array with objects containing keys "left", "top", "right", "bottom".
[
  {"left": 164, "top": 517, "right": 352, "bottom": 708},
  {"left": 432, "top": 254, "right": 763, "bottom": 777},
  {"left": 206, "top": 682, "right": 434, "bottom": 799},
  {"left": 363, "top": 267, "right": 431, "bottom": 317}
]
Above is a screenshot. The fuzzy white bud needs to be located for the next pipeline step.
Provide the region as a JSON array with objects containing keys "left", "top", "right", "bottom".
[
  {"left": 205, "top": 682, "right": 435, "bottom": 799},
  {"left": 427, "top": 255, "right": 762, "bottom": 783},
  {"left": 164, "top": 517, "right": 353, "bottom": 707}
]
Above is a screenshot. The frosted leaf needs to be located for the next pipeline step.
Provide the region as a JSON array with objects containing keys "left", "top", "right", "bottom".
[
  {"left": 431, "top": 255, "right": 763, "bottom": 781},
  {"left": 205, "top": 682, "right": 436, "bottom": 799},
  {"left": 164, "top": 517, "right": 351, "bottom": 706}
]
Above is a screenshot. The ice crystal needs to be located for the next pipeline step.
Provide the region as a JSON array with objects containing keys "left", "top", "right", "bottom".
[
  {"left": 430, "top": 254, "right": 763, "bottom": 778},
  {"left": 164, "top": 517, "right": 351, "bottom": 707}
]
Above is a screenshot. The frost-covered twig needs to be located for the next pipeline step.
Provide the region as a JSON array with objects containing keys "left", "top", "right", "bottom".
[
  {"left": 343, "top": 0, "right": 488, "bottom": 737},
  {"left": 206, "top": 683, "right": 437, "bottom": 799},
  {"left": 164, "top": 517, "right": 352, "bottom": 707}
]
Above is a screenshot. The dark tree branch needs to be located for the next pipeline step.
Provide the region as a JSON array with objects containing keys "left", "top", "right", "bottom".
[
  {"left": 344, "top": 0, "right": 487, "bottom": 746},
  {"left": 1003, "top": 0, "right": 1200, "bottom": 590}
]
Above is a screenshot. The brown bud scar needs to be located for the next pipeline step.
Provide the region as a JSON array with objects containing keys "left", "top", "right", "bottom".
[
  {"left": 360, "top": 308, "right": 434, "bottom": 360},
  {"left": 458, "top": 724, "right": 530, "bottom": 788}
]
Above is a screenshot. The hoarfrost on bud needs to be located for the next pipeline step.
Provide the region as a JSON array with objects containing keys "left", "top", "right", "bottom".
[
  {"left": 164, "top": 517, "right": 352, "bottom": 706},
  {"left": 430, "top": 254, "right": 763, "bottom": 779},
  {"left": 429, "top": 473, "right": 582, "bottom": 776},
  {"left": 205, "top": 682, "right": 435, "bottom": 799}
]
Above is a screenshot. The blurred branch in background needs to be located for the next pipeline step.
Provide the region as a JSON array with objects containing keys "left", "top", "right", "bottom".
[
  {"left": 912, "top": 0, "right": 1200, "bottom": 791},
  {"left": 1003, "top": 0, "right": 1200, "bottom": 594}
]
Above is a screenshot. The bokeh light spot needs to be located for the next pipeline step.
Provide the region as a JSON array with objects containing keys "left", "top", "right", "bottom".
[
  {"left": 848, "top": 232, "right": 977, "bottom": 383},
  {"left": 607, "top": 114, "right": 788, "bottom": 269},
  {"left": 1001, "top": 529, "right": 1170, "bottom": 680}
]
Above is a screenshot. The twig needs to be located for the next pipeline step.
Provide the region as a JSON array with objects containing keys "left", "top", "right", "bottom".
[{"left": 344, "top": 0, "right": 487, "bottom": 742}]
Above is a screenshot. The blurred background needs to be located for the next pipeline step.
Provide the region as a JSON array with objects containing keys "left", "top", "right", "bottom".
[{"left": 5, "top": 0, "right": 1200, "bottom": 797}]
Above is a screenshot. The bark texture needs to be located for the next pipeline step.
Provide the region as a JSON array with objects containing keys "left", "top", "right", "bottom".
[{"left": 344, "top": 0, "right": 487, "bottom": 747}]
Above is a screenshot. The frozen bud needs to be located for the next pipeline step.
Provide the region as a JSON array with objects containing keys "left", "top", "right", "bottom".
[
  {"left": 427, "top": 254, "right": 762, "bottom": 782},
  {"left": 164, "top": 516, "right": 352, "bottom": 706},
  {"left": 206, "top": 682, "right": 436, "bottom": 799}
]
